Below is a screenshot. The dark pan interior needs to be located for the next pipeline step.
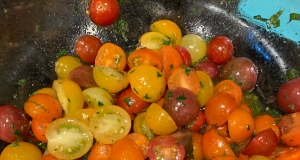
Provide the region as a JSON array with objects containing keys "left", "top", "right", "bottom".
[{"left": 1, "top": 0, "right": 299, "bottom": 151}]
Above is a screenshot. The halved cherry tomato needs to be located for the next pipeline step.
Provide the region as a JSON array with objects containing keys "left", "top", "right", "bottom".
[
  {"left": 205, "top": 92, "right": 237, "bottom": 127},
  {"left": 254, "top": 114, "right": 280, "bottom": 138},
  {"left": 126, "top": 132, "right": 149, "bottom": 158},
  {"left": 192, "top": 132, "right": 204, "bottom": 160},
  {"left": 242, "top": 128, "right": 278, "bottom": 157},
  {"left": 87, "top": 142, "right": 113, "bottom": 160},
  {"left": 269, "top": 145, "right": 300, "bottom": 160},
  {"left": 116, "top": 87, "right": 150, "bottom": 114},
  {"left": 202, "top": 129, "right": 235, "bottom": 159},
  {"left": 212, "top": 155, "right": 239, "bottom": 160},
  {"left": 35, "top": 87, "right": 57, "bottom": 98},
  {"left": 173, "top": 45, "right": 192, "bottom": 67},
  {"left": 196, "top": 71, "right": 214, "bottom": 107},
  {"left": 239, "top": 103, "right": 252, "bottom": 115},
  {"left": 148, "top": 135, "right": 185, "bottom": 160},
  {"left": 74, "top": 35, "right": 102, "bottom": 64},
  {"left": 89, "top": 0, "right": 120, "bottom": 26},
  {"left": 110, "top": 137, "right": 144, "bottom": 160},
  {"left": 214, "top": 80, "right": 242, "bottom": 106},
  {"left": 40, "top": 154, "right": 61, "bottom": 160},
  {"left": 95, "top": 43, "right": 126, "bottom": 70},
  {"left": 127, "top": 48, "right": 162, "bottom": 70},
  {"left": 24, "top": 93, "right": 62, "bottom": 123},
  {"left": 278, "top": 112, "right": 300, "bottom": 146},
  {"left": 157, "top": 45, "right": 183, "bottom": 80},
  {"left": 31, "top": 118, "right": 50, "bottom": 142},
  {"left": 167, "top": 66, "right": 200, "bottom": 95},
  {"left": 187, "top": 110, "right": 206, "bottom": 132}
]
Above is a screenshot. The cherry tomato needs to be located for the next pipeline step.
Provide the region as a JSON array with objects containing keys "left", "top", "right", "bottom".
[
  {"left": 173, "top": 45, "right": 192, "bottom": 67},
  {"left": 127, "top": 48, "right": 162, "bottom": 70},
  {"left": 228, "top": 108, "right": 254, "bottom": 143},
  {"left": 269, "top": 145, "right": 300, "bottom": 160},
  {"left": 242, "top": 128, "right": 278, "bottom": 157},
  {"left": 206, "top": 36, "right": 234, "bottom": 65},
  {"left": 187, "top": 110, "right": 206, "bottom": 132},
  {"left": 163, "top": 87, "right": 200, "bottom": 127},
  {"left": 68, "top": 65, "right": 98, "bottom": 90},
  {"left": 145, "top": 103, "right": 178, "bottom": 135},
  {"left": 116, "top": 87, "right": 150, "bottom": 114},
  {"left": 89, "top": 0, "right": 120, "bottom": 26},
  {"left": 192, "top": 132, "right": 204, "bottom": 160},
  {"left": 202, "top": 129, "right": 235, "bottom": 159},
  {"left": 220, "top": 57, "right": 258, "bottom": 91},
  {"left": 95, "top": 43, "right": 126, "bottom": 70},
  {"left": 74, "top": 35, "right": 102, "bottom": 64},
  {"left": 167, "top": 66, "right": 200, "bottom": 95},
  {"left": 148, "top": 135, "right": 185, "bottom": 160},
  {"left": 205, "top": 92, "right": 237, "bottom": 127},
  {"left": 40, "top": 154, "right": 61, "bottom": 160},
  {"left": 55, "top": 55, "right": 83, "bottom": 79},
  {"left": 194, "top": 60, "right": 219, "bottom": 81},
  {"left": 87, "top": 142, "right": 113, "bottom": 160},
  {"left": 67, "top": 108, "right": 95, "bottom": 127},
  {"left": 214, "top": 79, "right": 243, "bottom": 106},
  {"left": 89, "top": 105, "right": 131, "bottom": 144},
  {"left": 35, "top": 87, "right": 57, "bottom": 98},
  {"left": 212, "top": 156, "right": 239, "bottom": 160},
  {"left": 0, "top": 141, "right": 42, "bottom": 160},
  {"left": 45, "top": 117, "right": 94, "bottom": 159},
  {"left": 254, "top": 114, "right": 280, "bottom": 138},
  {"left": 24, "top": 93, "right": 62, "bottom": 123},
  {"left": 111, "top": 137, "right": 144, "bottom": 160},
  {"left": 82, "top": 87, "right": 114, "bottom": 109},
  {"left": 181, "top": 34, "right": 207, "bottom": 63},
  {"left": 0, "top": 104, "right": 31, "bottom": 143},
  {"left": 126, "top": 132, "right": 149, "bottom": 158},
  {"left": 31, "top": 118, "right": 50, "bottom": 142},
  {"left": 133, "top": 112, "right": 155, "bottom": 141},
  {"left": 277, "top": 77, "right": 300, "bottom": 113},
  {"left": 196, "top": 71, "right": 214, "bottom": 107},
  {"left": 278, "top": 112, "right": 300, "bottom": 146},
  {"left": 157, "top": 45, "right": 183, "bottom": 80}
]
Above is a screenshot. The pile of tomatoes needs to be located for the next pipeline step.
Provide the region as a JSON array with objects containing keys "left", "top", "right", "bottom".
[{"left": 2, "top": 8, "right": 300, "bottom": 159}]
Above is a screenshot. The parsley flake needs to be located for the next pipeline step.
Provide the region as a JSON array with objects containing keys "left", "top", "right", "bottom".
[
  {"left": 285, "top": 68, "right": 299, "bottom": 81},
  {"left": 17, "top": 79, "right": 26, "bottom": 87},
  {"left": 176, "top": 93, "right": 186, "bottom": 102},
  {"left": 254, "top": 10, "right": 284, "bottom": 28},
  {"left": 98, "top": 101, "right": 104, "bottom": 106},
  {"left": 289, "top": 13, "right": 300, "bottom": 23},
  {"left": 143, "top": 94, "right": 151, "bottom": 100},
  {"left": 35, "top": 25, "right": 40, "bottom": 32},
  {"left": 57, "top": 49, "right": 67, "bottom": 57},
  {"left": 133, "top": 88, "right": 139, "bottom": 94},
  {"left": 167, "top": 91, "right": 173, "bottom": 99},
  {"left": 157, "top": 71, "right": 162, "bottom": 77},
  {"left": 115, "top": 19, "right": 128, "bottom": 41},
  {"left": 124, "top": 97, "right": 133, "bottom": 106}
]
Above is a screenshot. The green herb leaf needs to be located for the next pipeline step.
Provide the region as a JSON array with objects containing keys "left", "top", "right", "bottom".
[
  {"left": 170, "top": 64, "right": 174, "bottom": 69},
  {"left": 200, "top": 81, "right": 204, "bottom": 88},
  {"left": 98, "top": 101, "right": 104, "bottom": 106},
  {"left": 166, "top": 91, "right": 173, "bottom": 99},
  {"left": 242, "top": 92, "right": 264, "bottom": 117},
  {"left": 123, "top": 97, "right": 133, "bottom": 107},
  {"left": 143, "top": 94, "right": 151, "bottom": 100},
  {"left": 17, "top": 79, "right": 26, "bottom": 87},
  {"left": 35, "top": 25, "right": 40, "bottom": 32},
  {"left": 253, "top": 15, "right": 269, "bottom": 22},
  {"left": 270, "top": 10, "right": 284, "bottom": 28},
  {"left": 133, "top": 88, "right": 139, "bottom": 94},
  {"left": 13, "top": 130, "right": 23, "bottom": 137},
  {"left": 176, "top": 93, "right": 186, "bottom": 102},
  {"left": 181, "top": 65, "right": 192, "bottom": 75},
  {"left": 57, "top": 49, "right": 67, "bottom": 57},
  {"left": 289, "top": 13, "right": 300, "bottom": 23},
  {"left": 4, "top": 8, "right": 8, "bottom": 18},
  {"left": 118, "top": 0, "right": 124, "bottom": 5},
  {"left": 285, "top": 68, "right": 299, "bottom": 81},
  {"left": 157, "top": 71, "right": 162, "bottom": 77},
  {"left": 115, "top": 19, "right": 128, "bottom": 41},
  {"left": 265, "top": 107, "right": 282, "bottom": 118}
]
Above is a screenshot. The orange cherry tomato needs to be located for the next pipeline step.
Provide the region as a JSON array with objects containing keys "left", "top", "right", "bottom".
[
  {"left": 238, "top": 153, "right": 249, "bottom": 160},
  {"left": 254, "top": 114, "right": 280, "bottom": 138},
  {"left": 269, "top": 146, "right": 300, "bottom": 160},
  {"left": 40, "top": 154, "right": 61, "bottom": 160},
  {"left": 126, "top": 132, "right": 149, "bottom": 158},
  {"left": 127, "top": 48, "right": 162, "bottom": 70},
  {"left": 202, "top": 129, "right": 235, "bottom": 160},
  {"left": 87, "top": 142, "right": 113, "bottom": 160},
  {"left": 31, "top": 118, "right": 50, "bottom": 142},
  {"left": 228, "top": 108, "right": 254, "bottom": 143},
  {"left": 24, "top": 93, "right": 62, "bottom": 123},
  {"left": 205, "top": 123, "right": 230, "bottom": 139},
  {"left": 205, "top": 92, "right": 237, "bottom": 127},
  {"left": 167, "top": 66, "right": 200, "bottom": 95},
  {"left": 192, "top": 132, "right": 204, "bottom": 160},
  {"left": 211, "top": 155, "right": 238, "bottom": 160},
  {"left": 214, "top": 80, "right": 242, "bottom": 106},
  {"left": 157, "top": 45, "right": 183, "bottom": 80},
  {"left": 110, "top": 137, "right": 144, "bottom": 160},
  {"left": 278, "top": 112, "right": 300, "bottom": 146},
  {"left": 239, "top": 103, "right": 252, "bottom": 115},
  {"left": 95, "top": 42, "right": 126, "bottom": 70}
]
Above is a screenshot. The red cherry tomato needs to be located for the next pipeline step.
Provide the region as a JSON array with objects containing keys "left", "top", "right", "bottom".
[
  {"left": 148, "top": 135, "right": 185, "bottom": 160},
  {"left": 187, "top": 110, "right": 206, "bottom": 132},
  {"left": 173, "top": 45, "right": 192, "bottom": 67},
  {"left": 74, "top": 35, "right": 102, "bottom": 64},
  {"left": 206, "top": 36, "right": 234, "bottom": 65},
  {"left": 89, "top": 0, "right": 120, "bottom": 26},
  {"left": 277, "top": 77, "right": 300, "bottom": 113}
]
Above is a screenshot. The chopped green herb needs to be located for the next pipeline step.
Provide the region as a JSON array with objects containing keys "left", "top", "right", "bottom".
[
  {"left": 118, "top": 0, "right": 124, "bottom": 5},
  {"left": 74, "top": 7, "right": 79, "bottom": 12},
  {"left": 110, "top": 74, "right": 116, "bottom": 77},
  {"left": 170, "top": 64, "right": 174, "bottom": 69},
  {"left": 17, "top": 79, "right": 26, "bottom": 87},
  {"left": 124, "top": 97, "right": 133, "bottom": 106},
  {"left": 115, "top": 19, "right": 128, "bottom": 41},
  {"left": 3, "top": 8, "right": 8, "bottom": 18},
  {"left": 130, "top": 70, "right": 135, "bottom": 74},
  {"left": 13, "top": 130, "right": 23, "bottom": 137},
  {"left": 98, "top": 101, "right": 104, "bottom": 106},
  {"left": 133, "top": 88, "right": 139, "bottom": 94},
  {"left": 167, "top": 91, "right": 173, "bottom": 99},
  {"left": 9, "top": 124, "right": 14, "bottom": 128},
  {"left": 181, "top": 65, "right": 192, "bottom": 75},
  {"left": 57, "top": 49, "right": 67, "bottom": 57},
  {"left": 289, "top": 13, "right": 300, "bottom": 23},
  {"left": 200, "top": 81, "right": 204, "bottom": 88},
  {"left": 288, "top": 104, "right": 295, "bottom": 110},
  {"left": 35, "top": 25, "right": 40, "bottom": 32},
  {"left": 143, "top": 94, "right": 151, "bottom": 100},
  {"left": 10, "top": 140, "right": 20, "bottom": 147},
  {"left": 253, "top": 15, "right": 269, "bottom": 22},
  {"left": 242, "top": 92, "right": 264, "bottom": 117},
  {"left": 157, "top": 71, "right": 162, "bottom": 77},
  {"left": 285, "top": 68, "right": 299, "bottom": 81},
  {"left": 114, "top": 57, "right": 120, "bottom": 64},
  {"left": 192, "top": 8, "right": 197, "bottom": 13},
  {"left": 176, "top": 93, "right": 186, "bottom": 102},
  {"left": 96, "top": 111, "right": 100, "bottom": 114},
  {"left": 265, "top": 107, "right": 282, "bottom": 118},
  {"left": 254, "top": 10, "right": 284, "bottom": 28}
]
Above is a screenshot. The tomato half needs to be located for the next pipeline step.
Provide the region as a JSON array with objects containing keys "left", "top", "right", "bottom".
[
  {"left": 278, "top": 112, "right": 300, "bottom": 146},
  {"left": 148, "top": 135, "right": 185, "bottom": 160},
  {"left": 214, "top": 80, "right": 242, "bottom": 106},
  {"left": 111, "top": 137, "right": 144, "bottom": 160},
  {"left": 89, "top": 0, "right": 120, "bottom": 26},
  {"left": 45, "top": 117, "right": 94, "bottom": 160},
  {"left": 133, "top": 112, "right": 155, "bottom": 141},
  {"left": 127, "top": 48, "right": 162, "bottom": 70}
]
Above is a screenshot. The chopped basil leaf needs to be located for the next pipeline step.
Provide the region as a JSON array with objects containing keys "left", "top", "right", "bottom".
[
  {"left": 115, "top": 19, "right": 128, "bottom": 41},
  {"left": 157, "top": 71, "right": 162, "bottom": 77},
  {"left": 17, "top": 79, "right": 26, "bottom": 87},
  {"left": 285, "top": 68, "right": 299, "bottom": 81},
  {"left": 98, "top": 101, "right": 104, "bottom": 106},
  {"left": 57, "top": 49, "right": 67, "bottom": 57},
  {"left": 253, "top": 15, "right": 269, "bottom": 22},
  {"left": 176, "top": 93, "right": 186, "bottom": 102},
  {"left": 123, "top": 97, "right": 133, "bottom": 107},
  {"left": 270, "top": 10, "right": 284, "bottom": 28},
  {"left": 289, "top": 13, "right": 300, "bottom": 23}
]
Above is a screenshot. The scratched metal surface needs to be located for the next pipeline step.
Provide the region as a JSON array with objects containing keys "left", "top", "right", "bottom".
[{"left": 0, "top": 0, "right": 299, "bottom": 151}]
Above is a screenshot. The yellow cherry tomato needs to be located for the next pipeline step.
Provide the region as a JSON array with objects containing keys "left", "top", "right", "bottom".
[
  {"left": 181, "top": 34, "right": 207, "bottom": 63},
  {"left": 196, "top": 71, "right": 214, "bottom": 107},
  {"left": 150, "top": 19, "right": 182, "bottom": 46},
  {"left": 55, "top": 55, "right": 83, "bottom": 79},
  {"left": 67, "top": 108, "right": 95, "bottom": 127},
  {"left": 82, "top": 87, "right": 113, "bottom": 108},
  {"left": 1, "top": 142, "right": 42, "bottom": 160},
  {"left": 145, "top": 103, "right": 178, "bottom": 135},
  {"left": 138, "top": 32, "right": 171, "bottom": 50},
  {"left": 128, "top": 64, "right": 166, "bottom": 102},
  {"left": 35, "top": 87, "right": 57, "bottom": 98}
]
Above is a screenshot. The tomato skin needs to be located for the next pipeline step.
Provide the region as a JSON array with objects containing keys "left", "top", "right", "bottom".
[
  {"left": 126, "top": 133, "right": 149, "bottom": 158},
  {"left": 269, "top": 145, "right": 300, "bottom": 160},
  {"left": 0, "top": 104, "right": 31, "bottom": 143},
  {"left": 148, "top": 135, "right": 185, "bottom": 160},
  {"left": 116, "top": 87, "right": 150, "bottom": 114},
  {"left": 242, "top": 128, "right": 278, "bottom": 157},
  {"left": 31, "top": 118, "right": 50, "bottom": 142},
  {"left": 111, "top": 137, "right": 144, "bottom": 160},
  {"left": 187, "top": 110, "right": 206, "bottom": 132},
  {"left": 89, "top": 0, "right": 120, "bottom": 26},
  {"left": 194, "top": 60, "right": 219, "bottom": 81},
  {"left": 87, "top": 142, "right": 112, "bottom": 160},
  {"left": 214, "top": 80, "right": 242, "bottom": 106},
  {"left": 207, "top": 36, "right": 234, "bottom": 65},
  {"left": 127, "top": 48, "right": 162, "bottom": 71},
  {"left": 192, "top": 132, "right": 204, "bottom": 160},
  {"left": 277, "top": 112, "right": 300, "bottom": 146},
  {"left": 173, "top": 45, "right": 192, "bottom": 67},
  {"left": 277, "top": 77, "right": 300, "bottom": 113},
  {"left": 68, "top": 65, "right": 98, "bottom": 90},
  {"left": 0, "top": 141, "right": 42, "bottom": 160},
  {"left": 75, "top": 35, "right": 102, "bottom": 64}
]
